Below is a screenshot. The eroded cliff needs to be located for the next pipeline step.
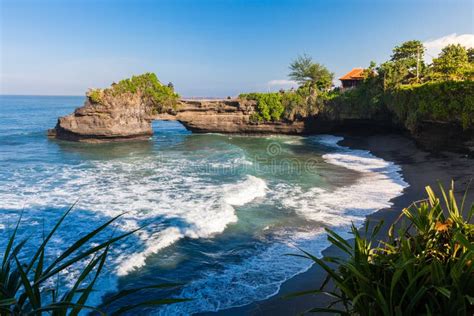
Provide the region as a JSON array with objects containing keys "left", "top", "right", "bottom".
[{"left": 48, "top": 97, "right": 309, "bottom": 143}]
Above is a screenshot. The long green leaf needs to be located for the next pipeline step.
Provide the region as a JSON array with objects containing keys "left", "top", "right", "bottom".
[
  {"left": 45, "top": 213, "right": 124, "bottom": 272},
  {"left": 35, "top": 226, "right": 141, "bottom": 285},
  {"left": 69, "top": 247, "right": 109, "bottom": 316},
  {"left": 103, "top": 283, "right": 182, "bottom": 306},
  {"left": 14, "top": 255, "right": 39, "bottom": 311},
  {"left": 2, "top": 212, "right": 23, "bottom": 268},
  {"left": 28, "top": 302, "right": 106, "bottom": 316},
  {"left": 110, "top": 298, "right": 190, "bottom": 316},
  {"left": 25, "top": 202, "right": 77, "bottom": 275}
]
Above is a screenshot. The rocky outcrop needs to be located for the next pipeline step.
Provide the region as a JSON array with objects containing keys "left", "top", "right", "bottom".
[
  {"left": 49, "top": 97, "right": 308, "bottom": 142},
  {"left": 49, "top": 92, "right": 156, "bottom": 142},
  {"left": 48, "top": 94, "right": 474, "bottom": 154},
  {"left": 157, "top": 99, "right": 307, "bottom": 134}
]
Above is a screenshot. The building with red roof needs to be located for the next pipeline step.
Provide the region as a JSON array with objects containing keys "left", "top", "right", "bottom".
[{"left": 339, "top": 68, "right": 365, "bottom": 89}]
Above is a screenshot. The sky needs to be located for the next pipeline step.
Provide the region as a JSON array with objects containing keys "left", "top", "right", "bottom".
[{"left": 0, "top": 0, "right": 473, "bottom": 97}]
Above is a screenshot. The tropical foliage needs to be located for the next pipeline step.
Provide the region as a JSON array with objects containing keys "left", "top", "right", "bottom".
[
  {"left": 289, "top": 54, "right": 334, "bottom": 91},
  {"left": 240, "top": 55, "right": 334, "bottom": 122},
  {"left": 292, "top": 182, "right": 474, "bottom": 315},
  {"left": 0, "top": 206, "right": 187, "bottom": 315},
  {"left": 326, "top": 40, "right": 474, "bottom": 130},
  {"left": 239, "top": 92, "right": 285, "bottom": 122},
  {"left": 387, "top": 80, "right": 474, "bottom": 131},
  {"left": 87, "top": 73, "right": 180, "bottom": 113},
  {"left": 430, "top": 44, "right": 474, "bottom": 81}
]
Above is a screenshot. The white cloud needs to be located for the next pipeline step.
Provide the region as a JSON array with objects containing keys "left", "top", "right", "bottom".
[
  {"left": 267, "top": 79, "right": 298, "bottom": 86},
  {"left": 266, "top": 79, "right": 298, "bottom": 91},
  {"left": 423, "top": 33, "right": 474, "bottom": 62}
]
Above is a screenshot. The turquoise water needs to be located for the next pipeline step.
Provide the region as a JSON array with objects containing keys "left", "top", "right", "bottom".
[{"left": 0, "top": 95, "right": 407, "bottom": 315}]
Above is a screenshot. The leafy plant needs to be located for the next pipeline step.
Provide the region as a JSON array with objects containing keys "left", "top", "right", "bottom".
[
  {"left": 289, "top": 54, "right": 334, "bottom": 91},
  {"left": 430, "top": 44, "right": 473, "bottom": 81},
  {"left": 86, "top": 73, "right": 180, "bottom": 113},
  {"left": 239, "top": 92, "right": 284, "bottom": 122},
  {"left": 291, "top": 182, "right": 474, "bottom": 315},
  {"left": 387, "top": 81, "right": 474, "bottom": 130},
  {"left": 87, "top": 89, "right": 103, "bottom": 104},
  {"left": 0, "top": 206, "right": 188, "bottom": 315}
]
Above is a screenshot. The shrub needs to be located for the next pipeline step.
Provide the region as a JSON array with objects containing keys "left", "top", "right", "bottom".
[
  {"left": 387, "top": 81, "right": 474, "bottom": 130},
  {"left": 0, "top": 206, "right": 187, "bottom": 315},
  {"left": 87, "top": 73, "right": 180, "bottom": 114},
  {"left": 87, "top": 89, "right": 103, "bottom": 104},
  {"left": 292, "top": 182, "right": 474, "bottom": 315},
  {"left": 239, "top": 92, "right": 284, "bottom": 122}
]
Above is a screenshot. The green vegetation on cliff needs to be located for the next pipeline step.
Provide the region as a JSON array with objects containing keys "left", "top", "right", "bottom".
[
  {"left": 388, "top": 81, "right": 474, "bottom": 130},
  {"left": 239, "top": 92, "right": 284, "bottom": 122},
  {"left": 327, "top": 41, "right": 474, "bottom": 131},
  {"left": 240, "top": 56, "right": 334, "bottom": 122},
  {"left": 239, "top": 40, "right": 474, "bottom": 131},
  {"left": 87, "top": 73, "right": 180, "bottom": 113}
]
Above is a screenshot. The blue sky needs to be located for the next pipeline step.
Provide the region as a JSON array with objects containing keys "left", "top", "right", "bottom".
[{"left": 1, "top": 0, "right": 473, "bottom": 96}]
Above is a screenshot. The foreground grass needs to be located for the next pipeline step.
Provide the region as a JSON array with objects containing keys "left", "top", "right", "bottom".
[
  {"left": 293, "top": 182, "right": 474, "bottom": 315},
  {"left": 0, "top": 205, "right": 188, "bottom": 315}
]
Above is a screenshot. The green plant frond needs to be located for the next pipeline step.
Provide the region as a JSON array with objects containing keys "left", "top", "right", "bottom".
[
  {"left": 25, "top": 202, "right": 77, "bottom": 276},
  {"left": 0, "top": 297, "right": 17, "bottom": 306},
  {"left": 36, "top": 225, "right": 142, "bottom": 285},
  {"left": 102, "top": 283, "right": 183, "bottom": 306},
  {"left": 1, "top": 205, "right": 184, "bottom": 315},
  {"left": 291, "top": 180, "right": 474, "bottom": 315},
  {"left": 2, "top": 211, "right": 23, "bottom": 269},
  {"left": 69, "top": 247, "right": 109, "bottom": 316},
  {"left": 460, "top": 178, "right": 472, "bottom": 215},
  {"left": 28, "top": 302, "right": 106, "bottom": 316},
  {"left": 44, "top": 212, "right": 124, "bottom": 274},
  {"left": 110, "top": 298, "right": 191, "bottom": 316},
  {"left": 14, "top": 255, "right": 40, "bottom": 311}
]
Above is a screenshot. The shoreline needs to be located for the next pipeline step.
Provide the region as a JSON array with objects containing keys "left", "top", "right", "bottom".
[{"left": 201, "top": 132, "right": 474, "bottom": 316}]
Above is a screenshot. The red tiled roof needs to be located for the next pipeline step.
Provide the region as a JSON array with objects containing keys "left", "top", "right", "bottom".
[{"left": 339, "top": 68, "right": 365, "bottom": 81}]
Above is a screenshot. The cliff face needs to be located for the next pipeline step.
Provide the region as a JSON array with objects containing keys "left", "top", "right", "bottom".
[
  {"left": 49, "top": 97, "right": 308, "bottom": 142},
  {"left": 48, "top": 92, "right": 154, "bottom": 142},
  {"left": 48, "top": 93, "right": 473, "bottom": 154},
  {"left": 160, "top": 99, "right": 306, "bottom": 134}
]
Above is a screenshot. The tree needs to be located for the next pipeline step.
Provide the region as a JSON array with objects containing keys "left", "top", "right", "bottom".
[
  {"left": 289, "top": 54, "right": 334, "bottom": 91},
  {"left": 467, "top": 47, "right": 474, "bottom": 63},
  {"left": 391, "top": 40, "right": 425, "bottom": 82},
  {"left": 431, "top": 44, "right": 470, "bottom": 80}
]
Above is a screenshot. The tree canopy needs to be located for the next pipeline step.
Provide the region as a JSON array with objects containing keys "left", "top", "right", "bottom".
[
  {"left": 391, "top": 40, "right": 425, "bottom": 67},
  {"left": 431, "top": 44, "right": 472, "bottom": 81},
  {"left": 289, "top": 54, "right": 334, "bottom": 91}
]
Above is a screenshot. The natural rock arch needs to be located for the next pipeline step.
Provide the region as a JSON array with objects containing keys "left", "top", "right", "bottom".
[{"left": 48, "top": 97, "right": 309, "bottom": 143}]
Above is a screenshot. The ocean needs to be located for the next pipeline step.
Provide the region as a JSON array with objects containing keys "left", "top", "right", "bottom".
[{"left": 0, "top": 95, "right": 407, "bottom": 315}]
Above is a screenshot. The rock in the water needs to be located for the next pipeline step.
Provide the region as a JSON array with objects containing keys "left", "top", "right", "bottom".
[
  {"left": 50, "top": 97, "right": 310, "bottom": 143},
  {"left": 50, "top": 92, "right": 154, "bottom": 142}
]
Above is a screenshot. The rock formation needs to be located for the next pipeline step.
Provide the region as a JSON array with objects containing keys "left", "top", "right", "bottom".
[
  {"left": 48, "top": 96, "right": 309, "bottom": 143},
  {"left": 48, "top": 88, "right": 473, "bottom": 154},
  {"left": 159, "top": 99, "right": 307, "bottom": 134},
  {"left": 48, "top": 92, "right": 154, "bottom": 142}
]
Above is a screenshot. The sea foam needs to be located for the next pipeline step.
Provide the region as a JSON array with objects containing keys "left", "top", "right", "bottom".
[
  {"left": 0, "top": 134, "right": 408, "bottom": 315},
  {"left": 160, "top": 135, "right": 408, "bottom": 315}
]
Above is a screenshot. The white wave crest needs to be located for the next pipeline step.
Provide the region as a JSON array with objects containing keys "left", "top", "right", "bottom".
[{"left": 162, "top": 135, "right": 408, "bottom": 314}]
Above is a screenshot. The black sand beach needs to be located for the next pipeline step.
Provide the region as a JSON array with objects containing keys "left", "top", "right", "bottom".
[{"left": 203, "top": 133, "right": 474, "bottom": 316}]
